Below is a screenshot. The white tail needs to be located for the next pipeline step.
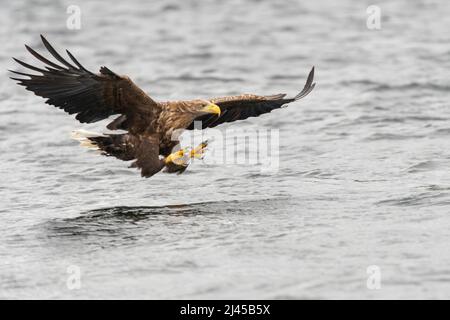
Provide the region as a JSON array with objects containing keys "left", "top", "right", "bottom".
[{"left": 71, "top": 130, "right": 105, "bottom": 150}]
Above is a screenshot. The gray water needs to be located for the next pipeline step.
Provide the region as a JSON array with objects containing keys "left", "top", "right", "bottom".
[{"left": 1, "top": 0, "right": 450, "bottom": 299}]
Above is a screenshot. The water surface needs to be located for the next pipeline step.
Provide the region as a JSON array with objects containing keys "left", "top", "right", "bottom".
[{"left": 1, "top": 0, "right": 450, "bottom": 299}]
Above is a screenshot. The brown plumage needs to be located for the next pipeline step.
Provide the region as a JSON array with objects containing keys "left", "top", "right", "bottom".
[{"left": 10, "top": 35, "right": 315, "bottom": 178}]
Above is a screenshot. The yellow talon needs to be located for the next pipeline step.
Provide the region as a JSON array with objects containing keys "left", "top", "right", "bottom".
[
  {"left": 190, "top": 141, "right": 208, "bottom": 159},
  {"left": 166, "top": 141, "right": 208, "bottom": 165},
  {"left": 165, "top": 149, "right": 186, "bottom": 165}
]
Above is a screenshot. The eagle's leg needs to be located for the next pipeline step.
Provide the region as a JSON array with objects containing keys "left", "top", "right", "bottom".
[
  {"left": 189, "top": 140, "right": 209, "bottom": 160},
  {"left": 163, "top": 149, "right": 189, "bottom": 174},
  {"left": 164, "top": 140, "right": 209, "bottom": 174}
]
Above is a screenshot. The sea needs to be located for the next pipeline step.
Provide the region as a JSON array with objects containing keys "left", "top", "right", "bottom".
[{"left": 0, "top": 0, "right": 449, "bottom": 299}]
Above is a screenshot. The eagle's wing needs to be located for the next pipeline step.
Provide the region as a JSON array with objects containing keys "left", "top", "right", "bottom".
[
  {"left": 9, "top": 35, "right": 159, "bottom": 125},
  {"left": 187, "top": 67, "right": 315, "bottom": 129}
]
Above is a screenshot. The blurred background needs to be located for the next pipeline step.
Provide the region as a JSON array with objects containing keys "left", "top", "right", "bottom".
[{"left": 0, "top": 0, "right": 449, "bottom": 299}]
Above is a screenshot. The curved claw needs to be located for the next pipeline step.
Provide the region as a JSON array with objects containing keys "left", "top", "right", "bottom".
[{"left": 190, "top": 140, "right": 209, "bottom": 159}]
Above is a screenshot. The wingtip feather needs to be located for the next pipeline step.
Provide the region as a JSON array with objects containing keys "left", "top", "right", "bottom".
[
  {"left": 40, "top": 35, "right": 77, "bottom": 69},
  {"left": 291, "top": 66, "right": 316, "bottom": 101}
]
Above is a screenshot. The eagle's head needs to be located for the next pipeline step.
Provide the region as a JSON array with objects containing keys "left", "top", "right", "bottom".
[{"left": 196, "top": 100, "right": 221, "bottom": 117}]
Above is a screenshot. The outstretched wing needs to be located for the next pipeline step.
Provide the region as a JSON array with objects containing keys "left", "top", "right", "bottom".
[
  {"left": 187, "top": 67, "right": 315, "bottom": 129},
  {"left": 9, "top": 35, "right": 159, "bottom": 125}
]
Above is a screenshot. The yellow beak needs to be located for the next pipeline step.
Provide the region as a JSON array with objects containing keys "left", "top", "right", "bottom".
[{"left": 202, "top": 103, "right": 221, "bottom": 117}]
